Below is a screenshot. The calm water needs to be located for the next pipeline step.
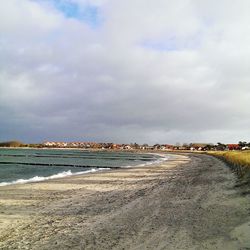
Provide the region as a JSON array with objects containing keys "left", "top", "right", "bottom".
[{"left": 0, "top": 148, "right": 165, "bottom": 185}]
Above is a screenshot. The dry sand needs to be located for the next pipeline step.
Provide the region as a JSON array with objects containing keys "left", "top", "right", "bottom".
[{"left": 0, "top": 153, "right": 250, "bottom": 250}]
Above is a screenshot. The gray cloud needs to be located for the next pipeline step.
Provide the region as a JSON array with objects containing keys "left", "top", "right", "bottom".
[{"left": 0, "top": 0, "right": 250, "bottom": 144}]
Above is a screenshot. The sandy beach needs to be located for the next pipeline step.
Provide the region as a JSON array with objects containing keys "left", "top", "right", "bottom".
[{"left": 0, "top": 153, "right": 250, "bottom": 249}]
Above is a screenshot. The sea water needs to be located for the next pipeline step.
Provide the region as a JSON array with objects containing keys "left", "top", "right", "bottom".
[{"left": 0, "top": 148, "right": 167, "bottom": 186}]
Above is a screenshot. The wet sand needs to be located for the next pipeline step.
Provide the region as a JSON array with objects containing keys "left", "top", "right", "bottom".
[{"left": 0, "top": 153, "right": 250, "bottom": 249}]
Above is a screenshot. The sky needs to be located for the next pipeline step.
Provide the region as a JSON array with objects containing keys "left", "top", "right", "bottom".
[{"left": 0, "top": 0, "right": 250, "bottom": 144}]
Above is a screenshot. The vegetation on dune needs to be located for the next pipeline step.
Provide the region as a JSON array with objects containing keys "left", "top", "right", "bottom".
[
  {"left": 209, "top": 151, "right": 250, "bottom": 177},
  {"left": 0, "top": 141, "right": 43, "bottom": 148},
  {"left": 0, "top": 141, "right": 24, "bottom": 147}
]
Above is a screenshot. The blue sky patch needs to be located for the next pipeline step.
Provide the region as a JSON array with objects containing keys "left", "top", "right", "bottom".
[
  {"left": 141, "top": 38, "right": 181, "bottom": 52},
  {"left": 141, "top": 33, "right": 202, "bottom": 52},
  {"left": 33, "top": 0, "right": 101, "bottom": 27}
]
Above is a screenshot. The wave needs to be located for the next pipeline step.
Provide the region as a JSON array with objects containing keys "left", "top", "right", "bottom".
[
  {"left": 0, "top": 168, "right": 110, "bottom": 187},
  {"left": 121, "top": 154, "right": 169, "bottom": 168},
  {"left": 0, "top": 153, "right": 170, "bottom": 187},
  {"left": 138, "top": 155, "right": 169, "bottom": 167}
]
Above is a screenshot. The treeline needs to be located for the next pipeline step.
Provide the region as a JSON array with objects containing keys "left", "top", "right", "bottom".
[
  {"left": 0, "top": 141, "right": 42, "bottom": 148},
  {"left": 0, "top": 141, "right": 24, "bottom": 147}
]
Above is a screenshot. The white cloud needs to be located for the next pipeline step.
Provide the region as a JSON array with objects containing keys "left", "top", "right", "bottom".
[
  {"left": 0, "top": 0, "right": 250, "bottom": 144},
  {"left": 0, "top": 0, "right": 63, "bottom": 35}
]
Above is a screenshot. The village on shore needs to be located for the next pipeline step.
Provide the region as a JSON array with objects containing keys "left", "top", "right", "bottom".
[
  {"left": 1, "top": 140, "right": 249, "bottom": 151},
  {"left": 41, "top": 141, "right": 250, "bottom": 151}
]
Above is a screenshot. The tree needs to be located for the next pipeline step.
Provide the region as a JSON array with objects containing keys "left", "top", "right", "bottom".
[
  {"left": 238, "top": 141, "right": 247, "bottom": 148},
  {"left": 153, "top": 144, "right": 160, "bottom": 149},
  {"left": 204, "top": 144, "right": 212, "bottom": 150},
  {"left": 216, "top": 142, "right": 226, "bottom": 151}
]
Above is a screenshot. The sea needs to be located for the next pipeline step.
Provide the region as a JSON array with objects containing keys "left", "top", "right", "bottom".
[{"left": 0, "top": 148, "right": 168, "bottom": 186}]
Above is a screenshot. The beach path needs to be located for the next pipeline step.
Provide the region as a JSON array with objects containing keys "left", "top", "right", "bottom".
[{"left": 0, "top": 154, "right": 250, "bottom": 249}]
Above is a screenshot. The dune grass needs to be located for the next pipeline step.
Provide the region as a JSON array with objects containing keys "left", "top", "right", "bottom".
[{"left": 209, "top": 150, "right": 250, "bottom": 177}]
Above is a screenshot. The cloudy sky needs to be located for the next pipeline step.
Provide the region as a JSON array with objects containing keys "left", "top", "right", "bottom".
[{"left": 0, "top": 0, "right": 249, "bottom": 144}]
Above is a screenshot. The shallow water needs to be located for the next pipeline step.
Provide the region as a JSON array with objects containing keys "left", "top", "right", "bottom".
[{"left": 0, "top": 148, "right": 164, "bottom": 185}]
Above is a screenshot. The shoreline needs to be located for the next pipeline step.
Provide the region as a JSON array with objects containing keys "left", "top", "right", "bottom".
[
  {"left": 0, "top": 153, "right": 250, "bottom": 249},
  {"left": 0, "top": 151, "right": 169, "bottom": 187}
]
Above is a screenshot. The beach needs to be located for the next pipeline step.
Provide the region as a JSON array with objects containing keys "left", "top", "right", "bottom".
[{"left": 0, "top": 153, "right": 250, "bottom": 249}]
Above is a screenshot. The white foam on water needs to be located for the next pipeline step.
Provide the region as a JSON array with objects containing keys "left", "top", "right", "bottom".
[
  {"left": 0, "top": 168, "right": 110, "bottom": 187},
  {"left": 121, "top": 154, "right": 169, "bottom": 168},
  {"left": 0, "top": 153, "right": 170, "bottom": 187}
]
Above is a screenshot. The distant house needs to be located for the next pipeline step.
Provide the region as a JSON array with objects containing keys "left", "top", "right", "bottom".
[
  {"left": 241, "top": 146, "right": 249, "bottom": 150},
  {"left": 227, "top": 144, "right": 240, "bottom": 150},
  {"left": 163, "top": 144, "right": 175, "bottom": 151},
  {"left": 43, "top": 141, "right": 56, "bottom": 147},
  {"left": 153, "top": 144, "right": 161, "bottom": 150},
  {"left": 124, "top": 145, "right": 132, "bottom": 150},
  {"left": 112, "top": 144, "right": 123, "bottom": 149},
  {"left": 189, "top": 143, "right": 211, "bottom": 151}
]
